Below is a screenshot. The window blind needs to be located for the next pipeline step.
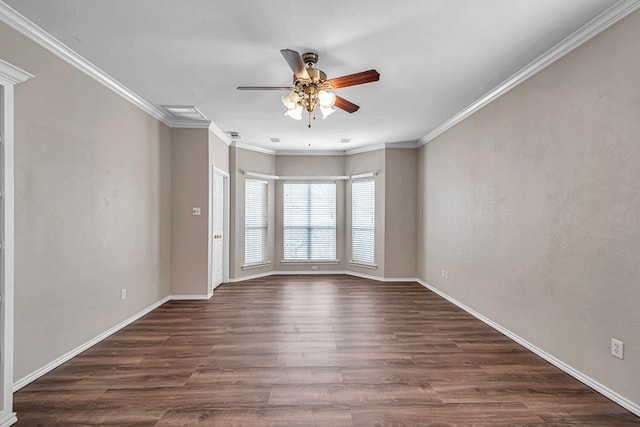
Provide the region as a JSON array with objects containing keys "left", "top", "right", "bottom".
[
  {"left": 352, "top": 180, "right": 375, "bottom": 264},
  {"left": 283, "top": 182, "right": 336, "bottom": 260},
  {"left": 244, "top": 179, "right": 268, "bottom": 265}
]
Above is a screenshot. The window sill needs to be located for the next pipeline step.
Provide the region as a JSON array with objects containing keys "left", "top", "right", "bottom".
[
  {"left": 280, "top": 259, "right": 340, "bottom": 265},
  {"left": 349, "top": 261, "right": 377, "bottom": 270},
  {"left": 242, "top": 261, "right": 271, "bottom": 270}
]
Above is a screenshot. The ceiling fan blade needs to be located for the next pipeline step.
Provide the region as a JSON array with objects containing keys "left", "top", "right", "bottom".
[
  {"left": 334, "top": 96, "right": 360, "bottom": 113},
  {"left": 280, "top": 49, "right": 310, "bottom": 80},
  {"left": 237, "top": 86, "right": 296, "bottom": 91},
  {"left": 328, "top": 69, "right": 380, "bottom": 89}
]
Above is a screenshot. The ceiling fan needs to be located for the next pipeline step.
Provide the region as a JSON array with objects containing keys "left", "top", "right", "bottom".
[{"left": 237, "top": 49, "right": 380, "bottom": 126}]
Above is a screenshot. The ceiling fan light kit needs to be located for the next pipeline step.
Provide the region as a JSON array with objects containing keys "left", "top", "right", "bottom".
[{"left": 238, "top": 49, "right": 380, "bottom": 127}]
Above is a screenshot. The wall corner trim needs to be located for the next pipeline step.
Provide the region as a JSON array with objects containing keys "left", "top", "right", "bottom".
[
  {"left": 417, "top": 0, "right": 640, "bottom": 147},
  {"left": 416, "top": 279, "right": 640, "bottom": 418}
]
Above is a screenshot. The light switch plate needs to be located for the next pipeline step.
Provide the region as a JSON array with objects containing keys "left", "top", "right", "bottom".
[{"left": 192, "top": 207, "right": 201, "bottom": 216}]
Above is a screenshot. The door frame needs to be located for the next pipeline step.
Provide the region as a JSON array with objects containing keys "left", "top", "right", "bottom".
[
  {"left": 0, "top": 59, "right": 33, "bottom": 427},
  {"left": 208, "top": 166, "right": 230, "bottom": 296}
]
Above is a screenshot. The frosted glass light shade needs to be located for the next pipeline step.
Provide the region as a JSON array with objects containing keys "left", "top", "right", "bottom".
[
  {"left": 286, "top": 104, "right": 303, "bottom": 120},
  {"left": 318, "top": 90, "right": 336, "bottom": 108},
  {"left": 281, "top": 92, "right": 301, "bottom": 109},
  {"left": 320, "top": 106, "right": 336, "bottom": 119}
]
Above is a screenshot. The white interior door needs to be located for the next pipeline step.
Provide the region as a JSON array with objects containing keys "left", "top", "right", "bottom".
[{"left": 212, "top": 172, "right": 224, "bottom": 288}]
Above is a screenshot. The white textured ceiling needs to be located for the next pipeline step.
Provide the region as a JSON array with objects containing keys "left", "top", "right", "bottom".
[{"left": 5, "top": 0, "right": 616, "bottom": 151}]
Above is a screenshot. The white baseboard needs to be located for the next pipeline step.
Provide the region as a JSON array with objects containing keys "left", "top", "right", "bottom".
[
  {"left": 171, "top": 293, "right": 213, "bottom": 300},
  {"left": 0, "top": 411, "right": 17, "bottom": 427},
  {"left": 229, "top": 270, "right": 416, "bottom": 283},
  {"left": 272, "top": 270, "right": 350, "bottom": 276},
  {"left": 18, "top": 276, "right": 635, "bottom": 420},
  {"left": 345, "top": 270, "right": 416, "bottom": 283},
  {"left": 228, "top": 270, "right": 274, "bottom": 282},
  {"left": 416, "top": 279, "right": 640, "bottom": 418},
  {"left": 12, "top": 292, "right": 215, "bottom": 392}
]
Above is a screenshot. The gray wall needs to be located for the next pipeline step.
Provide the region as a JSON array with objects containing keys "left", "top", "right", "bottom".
[
  {"left": 1, "top": 22, "right": 172, "bottom": 380},
  {"left": 230, "top": 146, "right": 276, "bottom": 279},
  {"left": 170, "top": 128, "right": 209, "bottom": 296},
  {"left": 417, "top": 11, "right": 640, "bottom": 405},
  {"left": 384, "top": 149, "right": 417, "bottom": 278},
  {"left": 228, "top": 148, "right": 418, "bottom": 280},
  {"left": 345, "top": 149, "right": 386, "bottom": 278},
  {"left": 170, "top": 129, "right": 229, "bottom": 295},
  {"left": 209, "top": 131, "right": 229, "bottom": 174}
]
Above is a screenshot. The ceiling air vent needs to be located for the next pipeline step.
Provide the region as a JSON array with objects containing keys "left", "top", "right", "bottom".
[
  {"left": 340, "top": 138, "right": 351, "bottom": 144},
  {"left": 228, "top": 131, "right": 241, "bottom": 140},
  {"left": 269, "top": 137, "right": 281, "bottom": 143},
  {"left": 162, "top": 105, "right": 207, "bottom": 120}
]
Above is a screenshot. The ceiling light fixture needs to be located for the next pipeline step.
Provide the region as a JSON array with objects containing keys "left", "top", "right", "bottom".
[
  {"left": 279, "top": 53, "right": 338, "bottom": 127},
  {"left": 238, "top": 49, "right": 380, "bottom": 128}
]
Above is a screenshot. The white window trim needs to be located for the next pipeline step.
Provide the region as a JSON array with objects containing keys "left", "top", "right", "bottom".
[
  {"left": 242, "top": 261, "right": 272, "bottom": 270},
  {"left": 351, "top": 178, "right": 376, "bottom": 266},
  {"left": 280, "top": 259, "right": 340, "bottom": 265},
  {"left": 244, "top": 178, "right": 269, "bottom": 266},
  {"left": 348, "top": 261, "right": 378, "bottom": 270},
  {"left": 282, "top": 181, "right": 337, "bottom": 262}
]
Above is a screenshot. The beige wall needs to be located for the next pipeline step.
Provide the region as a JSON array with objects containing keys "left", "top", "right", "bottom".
[
  {"left": 230, "top": 146, "right": 276, "bottom": 279},
  {"left": 345, "top": 149, "right": 386, "bottom": 278},
  {"left": 384, "top": 149, "right": 417, "bottom": 278},
  {"left": 275, "top": 155, "right": 346, "bottom": 272},
  {"left": 1, "top": 22, "right": 172, "bottom": 380},
  {"left": 228, "top": 149, "right": 419, "bottom": 280},
  {"left": 170, "top": 128, "right": 209, "bottom": 295},
  {"left": 417, "top": 11, "right": 640, "bottom": 405},
  {"left": 209, "top": 130, "right": 229, "bottom": 173}
]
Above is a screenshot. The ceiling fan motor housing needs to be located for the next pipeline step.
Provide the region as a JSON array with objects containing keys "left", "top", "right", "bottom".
[
  {"left": 294, "top": 67, "right": 327, "bottom": 84},
  {"left": 301, "top": 52, "right": 318, "bottom": 66}
]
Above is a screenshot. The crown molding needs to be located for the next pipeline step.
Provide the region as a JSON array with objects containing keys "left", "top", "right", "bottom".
[
  {"left": 231, "top": 142, "right": 276, "bottom": 155},
  {"left": 0, "top": 1, "right": 225, "bottom": 131},
  {"left": 208, "top": 121, "right": 232, "bottom": 145},
  {"left": 276, "top": 150, "right": 347, "bottom": 156},
  {"left": 385, "top": 141, "right": 420, "bottom": 149},
  {"left": 0, "top": 2, "right": 171, "bottom": 123},
  {"left": 345, "top": 143, "right": 386, "bottom": 155},
  {"left": 165, "top": 118, "right": 211, "bottom": 129},
  {"left": 418, "top": 0, "right": 640, "bottom": 147},
  {"left": 345, "top": 141, "right": 419, "bottom": 155},
  {"left": 0, "top": 58, "right": 33, "bottom": 84}
]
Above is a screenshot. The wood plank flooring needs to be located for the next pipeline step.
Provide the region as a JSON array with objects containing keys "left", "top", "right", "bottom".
[{"left": 14, "top": 275, "right": 640, "bottom": 426}]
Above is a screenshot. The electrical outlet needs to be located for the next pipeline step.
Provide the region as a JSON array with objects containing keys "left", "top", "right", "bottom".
[
  {"left": 192, "top": 207, "right": 201, "bottom": 216},
  {"left": 311, "top": 266, "right": 318, "bottom": 270},
  {"left": 121, "top": 289, "right": 127, "bottom": 301},
  {"left": 611, "top": 338, "right": 624, "bottom": 359}
]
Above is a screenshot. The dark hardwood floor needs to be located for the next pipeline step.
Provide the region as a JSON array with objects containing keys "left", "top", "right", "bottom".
[{"left": 14, "top": 275, "right": 639, "bottom": 426}]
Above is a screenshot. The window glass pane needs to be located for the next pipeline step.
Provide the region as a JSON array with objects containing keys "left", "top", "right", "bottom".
[
  {"left": 283, "top": 182, "right": 336, "bottom": 261},
  {"left": 245, "top": 179, "right": 268, "bottom": 264},
  {"left": 352, "top": 180, "right": 375, "bottom": 264}
]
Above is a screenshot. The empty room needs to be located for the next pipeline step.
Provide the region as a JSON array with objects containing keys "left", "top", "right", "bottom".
[{"left": 0, "top": 0, "right": 639, "bottom": 425}]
